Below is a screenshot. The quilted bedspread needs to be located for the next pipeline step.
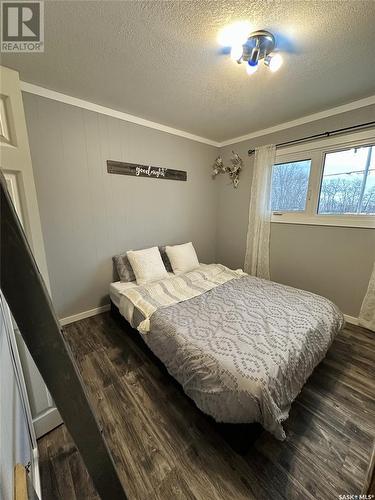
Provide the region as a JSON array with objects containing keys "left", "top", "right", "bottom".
[{"left": 123, "top": 270, "right": 344, "bottom": 439}]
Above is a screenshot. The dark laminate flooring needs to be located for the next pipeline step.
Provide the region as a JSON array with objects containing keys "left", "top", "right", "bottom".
[{"left": 38, "top": 313, "right": 375, "bottom": 499}]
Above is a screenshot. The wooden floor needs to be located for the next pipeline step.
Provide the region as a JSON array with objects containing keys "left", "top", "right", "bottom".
[{"left": 38, "top": 313, "right": 375, "bottom": 500}]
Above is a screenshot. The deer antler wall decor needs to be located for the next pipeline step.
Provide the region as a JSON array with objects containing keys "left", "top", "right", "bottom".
[{"left": 212, "top": 151, "right": 244, "bottom": 188}]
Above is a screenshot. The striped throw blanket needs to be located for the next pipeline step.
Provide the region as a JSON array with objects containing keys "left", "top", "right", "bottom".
[{"left": 121, "top": 264, "right": 245, "bottom": 333}]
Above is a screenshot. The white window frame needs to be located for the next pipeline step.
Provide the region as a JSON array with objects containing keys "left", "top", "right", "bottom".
[{"left": 271, "top": 128, "right": 375, "bottom": 228}]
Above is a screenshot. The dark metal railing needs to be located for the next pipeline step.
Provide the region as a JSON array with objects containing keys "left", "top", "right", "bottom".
[{"left": 248, "top": 121, "right": 375, "bottom": 156}]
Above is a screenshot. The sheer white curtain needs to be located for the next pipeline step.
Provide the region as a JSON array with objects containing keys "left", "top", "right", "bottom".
[
  {"left": 244, "top": 144, "right": 276, "bottom": 279},
  {"left": 359, "top": 262, "right": 375, "bottom": 331}
]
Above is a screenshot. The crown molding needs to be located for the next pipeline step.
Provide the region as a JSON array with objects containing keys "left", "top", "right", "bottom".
[
  {"left": 219, "top": 95, "right": 375, "bottom": 147},
  {"left": 20, "top": 81, "right": 375, "bottom": 149},
  {"left": 20, "top": 81, "right": 221, "bottom": 147}
]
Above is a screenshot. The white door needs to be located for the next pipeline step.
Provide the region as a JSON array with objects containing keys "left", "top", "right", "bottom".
[
  {"left": 0, "top": 293, "right": 41, "bottom": 500},
  {"left": 0, "top": 65, "right": 62, "bottom": 437}
]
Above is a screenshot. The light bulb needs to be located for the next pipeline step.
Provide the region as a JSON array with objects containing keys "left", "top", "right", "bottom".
[
  {"left": 265, "top": 53, "right": 283, "bottom": 72},
  {"left": 246, "top": 62, "right": 258, "bottom": 75},
  {"left": 269, "top": 53, "right": 283, "bottom": 71},
  {"left": 217, "top": 21, "right": 251, "bottom": 47},
  {"left": 230, "top": 44, "right": 243, "bottom": 61},
  {"left": 249, "top": 46, "right": 260, "bottom": 67}
]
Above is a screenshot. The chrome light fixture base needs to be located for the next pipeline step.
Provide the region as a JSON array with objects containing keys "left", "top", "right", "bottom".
[{"left": 241, "top": 30, "right": 275, "bottom": 64}]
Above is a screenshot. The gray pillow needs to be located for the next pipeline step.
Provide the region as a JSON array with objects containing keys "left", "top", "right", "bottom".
[
  {"left": 113, "top": 246, "right": 173, "bottom": 282},
  {"left": 113, "top": 253, "right": 135, "bottom": 282},
  {"left": 159, "top": 246, "right": 173, "bottom": 273}
]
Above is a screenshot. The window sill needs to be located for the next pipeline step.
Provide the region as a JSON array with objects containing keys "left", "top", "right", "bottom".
[{"left": 271, "top": 214, "right": 375, "bottom": 229}]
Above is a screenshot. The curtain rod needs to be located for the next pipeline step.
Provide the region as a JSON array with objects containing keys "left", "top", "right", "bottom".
[{"left": 247, "top": 120, "right": 375, "bottom": 156}]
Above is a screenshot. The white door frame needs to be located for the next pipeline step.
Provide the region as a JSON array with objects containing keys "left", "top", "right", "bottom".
[
  {"left": 0, "top": 293, "right": 41, "bottom": 498},
  {"left": 0, "top": 65, "right": 62, "bottom": 437}
]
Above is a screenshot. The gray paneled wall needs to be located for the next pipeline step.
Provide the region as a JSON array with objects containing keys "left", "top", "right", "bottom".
[
  {"left": 217, "top": 104, "right": 375, "bottom": 317},
  {"left": 23, "top": 93, "right": 218, "bottom": 318},
  {"left": 24, "top": 92, "right": 375, "bottom": 320}
]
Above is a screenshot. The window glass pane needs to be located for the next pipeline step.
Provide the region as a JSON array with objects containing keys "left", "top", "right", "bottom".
[
  {"left": 318, "top": 145, "right": 375, "bottom": 215},
  {"left": 271, "top": 160, "right": 311, "bottom": 212}
]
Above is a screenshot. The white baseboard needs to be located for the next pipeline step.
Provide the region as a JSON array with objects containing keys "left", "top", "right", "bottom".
[
  {"left": 33, "top": 407, "right": 63, "bottom": 439},
  {"left": 59, "top": 304, "right": 111, "bottom": 326},
  {"left": 344, "top": 314, "right": 359, "bottom": 326}
]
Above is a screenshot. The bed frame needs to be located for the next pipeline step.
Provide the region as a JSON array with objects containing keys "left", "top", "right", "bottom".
[{"left": 110, "top": 300, "right": 263, "bottom": 454}]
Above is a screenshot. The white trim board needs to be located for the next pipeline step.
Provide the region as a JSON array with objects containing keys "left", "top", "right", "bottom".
[
  {"left": 20, "top": 81, "right": 375, "bottom": 149},
  {"left": 33, "top": 407, "right": 62, "bottom": 439},
  {"left": 20, "top": 82, "right": 220, "bottom": 147},
  {"left": 344, "top": 314, "right": 359, "bottom": 326},
  {"left": 59, "top": 304, "right": 110, "bottom": 326}
]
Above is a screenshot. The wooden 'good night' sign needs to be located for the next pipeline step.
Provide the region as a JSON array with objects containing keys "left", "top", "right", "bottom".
[{"left": 107, "top": 160, "right": 187, "bottom": 181}]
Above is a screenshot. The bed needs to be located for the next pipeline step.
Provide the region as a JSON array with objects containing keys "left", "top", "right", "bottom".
[{"left": 110, "top": 263, "right": 344, "bottom": 440}]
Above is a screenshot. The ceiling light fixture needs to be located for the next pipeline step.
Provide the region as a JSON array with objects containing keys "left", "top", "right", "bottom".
[
  {"left": 217, "top": 21, "right": 251, "bottom": 48},
  {"left": 220, "top": 28, "right": 283, "bottom": 75},
  {"left": 230, "top": 44, "right": 244, "bottom": 61},
  {"left": 248, "top": 43, "right": 260, "bottom": 67},
  {"left": 246, "top": 62, "right": 258, "bottom": 75},
  {"left": 264, "top": 53, "right": 283, "bottom": 72}
]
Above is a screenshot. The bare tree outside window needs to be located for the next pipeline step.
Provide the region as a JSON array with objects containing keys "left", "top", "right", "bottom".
[
  {"left": 318, "top": 145, "right": 375, "bottom": 215},
  {"left": 271, "top": 145, "right": 375, "bottom": 216},
  {"left": 271, "top": 160, "right": 311, "bottom": 211}
]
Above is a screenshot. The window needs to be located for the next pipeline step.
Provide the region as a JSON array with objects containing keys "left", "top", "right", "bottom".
[
  {"left": 318, "top": 146, "right": 375, "bottom": 215},
  {"left": 270, "top": 130, "right": 375, "bottom": 228},
  {"left": 271, "top": 160, "right": 311, "bottom": 212}
]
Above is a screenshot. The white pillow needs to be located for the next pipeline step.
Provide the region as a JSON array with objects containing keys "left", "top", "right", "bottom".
[
  {"left": 165, "top": 242, "right": 199, "bottom": 275},
  {"left": 127, "top": 247, "right": 168, "bottom": 285}
]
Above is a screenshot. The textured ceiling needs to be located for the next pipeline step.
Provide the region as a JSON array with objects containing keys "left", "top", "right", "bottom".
[{"left": 3, "top": 0, "right": 375, "bottom": 142}]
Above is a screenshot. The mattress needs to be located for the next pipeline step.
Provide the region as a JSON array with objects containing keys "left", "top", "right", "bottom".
[
  {"left": 114, "top": 265, "right": 344, "bottom": 440},
  {"left": 109, "top": 281, "right": 139, "bottom": 324},
  {"left": 110, "top": 273, "right": 175, "bottom": 324},
  {"left": 110, "top": 281, "right": 138, "bottom": 308}
]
